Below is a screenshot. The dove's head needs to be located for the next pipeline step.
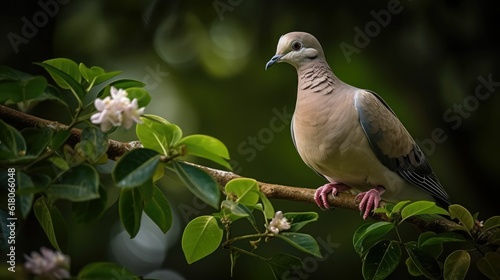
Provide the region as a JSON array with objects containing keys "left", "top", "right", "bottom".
[{"left": 265, "top": 32, "right": 325, "bottom": 70}]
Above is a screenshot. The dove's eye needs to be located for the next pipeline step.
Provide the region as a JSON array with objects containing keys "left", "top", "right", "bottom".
[{"left": 291, "top": 41, "right": 302, "bottom": 51}]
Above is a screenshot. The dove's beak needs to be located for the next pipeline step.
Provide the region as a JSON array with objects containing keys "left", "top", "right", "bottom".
[{"left": 265, "top": 54, "right": 284, "bottom": 70}]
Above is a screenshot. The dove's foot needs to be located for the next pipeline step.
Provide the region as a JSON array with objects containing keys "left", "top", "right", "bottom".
[
  {"left": 314, "top": 182, "right": 351, "bottom": 210},
  {"left": 355, "top": 186, "right": 386, "bottom": 220}
]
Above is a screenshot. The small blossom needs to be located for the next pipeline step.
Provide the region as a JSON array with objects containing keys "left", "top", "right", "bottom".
[
  {"left": 268, "top": 211, "right": 291, "bottom": 234},
  {"left": 24, "top": 247, "right": 70, "bottom": 280},
  {"left": 90, "top": 86, "right": 145, "bottom": 132}
]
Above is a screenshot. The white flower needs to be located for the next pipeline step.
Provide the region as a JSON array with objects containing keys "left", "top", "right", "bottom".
[
  {"left": 268, "top": 211, "right": 291, "bottom": 234},
  {"left": 90, "top": 86, "right": 145, "bottom": 132},
  {"left": 24, "top": 247, "right": 70, "bottom": 280}
]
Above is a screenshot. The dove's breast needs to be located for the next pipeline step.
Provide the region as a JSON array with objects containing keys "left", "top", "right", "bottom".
[{"left": 292, "top": 80, "right": 431, "bottom": 202}]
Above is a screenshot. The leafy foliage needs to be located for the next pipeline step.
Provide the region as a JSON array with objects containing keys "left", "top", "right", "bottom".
[
  {"left": 182, "top": 215, "right": 223, "bottom": 264},
  {"left": 0, "top": 58, "right": 233, "bottom": 279},
  {"left": 180, "top": 177, "right": 320, "bottom": 277},
  {"left": 77, "top": 262, "right": 140, "bottom": 280},
  {"left": 356, "top": 201, "right": 500, "bottom": 279}
]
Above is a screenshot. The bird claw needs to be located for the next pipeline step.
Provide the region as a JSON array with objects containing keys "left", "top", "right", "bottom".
[
  {"left": 314, "top": 183, "right": 350, "bottom": 210},
  {"left": 355, "top": 186, "right": 385, "bottom": 220}
]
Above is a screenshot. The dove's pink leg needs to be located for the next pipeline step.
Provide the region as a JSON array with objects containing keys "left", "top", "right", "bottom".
[
  {"left": 356, "top": 186, "right": 386, "bottom": 220},
  {"left": 314, "top": 182, "right": 351, "bottom": 210}
]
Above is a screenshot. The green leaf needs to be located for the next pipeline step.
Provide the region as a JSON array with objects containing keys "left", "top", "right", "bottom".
[
  {"left": 126, "top": 87, "right": 151, "bottom": 108},
  {"left": 78, "top": 63, "right": 121, "bottom": 89},
  {"left": 152, "top": 162, "right": 165, "bottom": 182},
  {"left": 220, "top": 200, "right": 257, "bottom": 228},
  {"left": 0, "top": 81, "right": 24, "bottom": 102},
  {"left": 373, "top": 207, "right": 390, "bottom": 215},
  {"left": 393, "top": 200, "right": 411, "bottom": 213},
  {"left": 419, "top": 231, "right": 466, "bottom": 247},
  {"left": 23, "top": 76, "right": 47, "bottom": 101},
  {"left": 37, "top": 85, "right": 69, "bottom": 110},
  {"left": 113, "top": 148, "right": 160, "bottom": 188},
  {"left": 119, "top": 187, "right": 143, "bottom": 238},
  {"left": 30, "top": 173, "right": 51, "bottom": 189},
  {"left": 444, "top": 250, "right": 470, "bottom": 280},
  {"left": 383, "top": 203, "right": 394, "bottom": 215},
  {"left": 476, "top": 252, "right": 500, "bottom": 280},
  {"left": 224, "top": 178, "right": 260, "bottom": 206},
  {"left": 42, "top": 58, "right": 81, "bottom": 85},
  {"left": 78, "top": 63, "right": 100, "bottom": 82},
  {"left": 448, "top": 204, "right": 474, "bottom": 232},
  {"left": 21, "top": 127, "right": 52, "bottom": 157},
  {"left": 136, "top": 115, "right": 182, "bottom": 155},
  {"left": 182, "top": 215, "right": 223, "bottom": 264},
  {"left": 277, "top": 232, "right": 321, "bottom": 258},
  {"left": 401, "top": 201, "right": 448, "bottom": 223},
  {"left": 405, "top": 241, "right": 441, "bottom": 280},
  {"left": 353, "top": 223, "right": 373, "bottom": 254},
  {"left": 49, "top": 164, "right": 99, "bottom": 202},
  {"left": 49, "top": 204, "right": 68, "bottom": 252},
  {"left": 0, "top": 67, "right": 47, "bottom": 103},
  {"left": 220, "top": 200, "right": 249, "bottom": 219},
  {"left": 177, "top": 134, "right": 231, "bottom": 169},
  {"left": 353, "top": 221, "right": 395, "bottom": 255},
  {"left": 406, "top": 257, "right": 423, "bottom": 277},
  {"left": 283, "top": 212, "right": 319, "bottom": 232},
  {"left": 49, "top": 156, "right": 70, "bottom": 171},
  {"left": 253, "top": 203, "right": 264, "bottom": 212},
  {"left": 17, "top": 172, "right": 34, "bottom": 219},
  {"left": 35, "top": 60, "right": 85, "bottom": 100},
  {"left": 78, "top": 262, "right": 139, "bottom": 280},
  {"left": 258, "top": 191, "right": 275, "bottom": 220},
  {"left": 79, "top": 126, "right": 109, "bottom": 164},
  {"left": 63, "top": 144, "right": 85, "bottom": 167},
  {"left": 0, "top": 65, "right": 31, "bottom": 81},
  {"left": 0, "top": 119, "right": 26, "bottom": 160},
  {"left": 97, "top": 79, "right": 146, "bottom": 98},
  {"left": 25, "top": 75, "right": 47, "bottom": 98},
  {"left": 483, "top": 216, "right": 500, "bottom": 232},
  {"left": 72, "top": 186, "right": 107, "bottom": 223},
  {"left": 362, "top": 240, "right": 401, "bottom": 280},
  {"left": 267, "top": 253, "right": 304, "bottom": 280},
  {"left": 173, "top": 161, "right": 220, "bottom": 209},
  {"left": 472, "top": 212, "right": 480, "bottom": 222},
  {"left": 0, "top": 76, "right": 47, "bottom": 103},
  {"left": 141, "top": 114, "right": 171, "bottom": 123},
  {"left": 107, "top": 79, "right": 146, "bottom": 89},
  {"left": 487, "top": 230, "right": 500, "bottom": 246},
  {"left": 143, "top": 185, "right": 172, "bottom": 234},
  {"left": 140, "top": 179, "right": 154, "bottom": 203},
  {"left": 417, "top": 232, "right": 443, "bottom": 259},
  {"left": 92, "top": 71, "right": 122, "bottom": 85},
  {"left": 50, "top": 129, "right": 71, "bottom": 150},
  {"left": 374, "top": 202, "right": 394, "bottom": 216},
  {"left": 33, "top": 197, "right": 61, "bottom": 250}
]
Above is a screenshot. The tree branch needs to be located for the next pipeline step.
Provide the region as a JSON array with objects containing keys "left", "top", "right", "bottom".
[
  {"left": 0, "top": 104, "right": 473, "bottom": 235},
  {"left": 0, "top": 104, "right": 139, "bottom": 159},
  {"left": 184, "top": 163, "right": 462, "bottom": 234}
]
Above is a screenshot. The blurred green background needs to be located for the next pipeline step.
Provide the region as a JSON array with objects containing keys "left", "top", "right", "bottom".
[{"left": 1, "top": 0, "right": 499, "bottom": 279}]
